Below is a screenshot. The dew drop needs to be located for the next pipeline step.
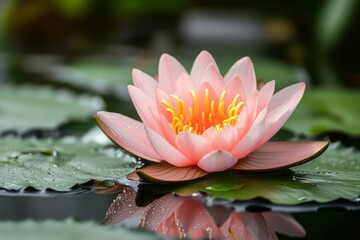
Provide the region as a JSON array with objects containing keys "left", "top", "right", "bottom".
[
  {"left": 205, "top": 182, "right": 245, "bottom": 191},
  {"left": 297, "top": 197, "right": 307, "bottom": 202},
  {"left": 351, "top": 197, "right": 360, "bottom": 202}
]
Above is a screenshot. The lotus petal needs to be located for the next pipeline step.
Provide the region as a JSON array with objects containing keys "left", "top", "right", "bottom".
[
  {"left": 200, "top": 64, "right": 224, "bottom": 94},
  {"left": 198, "top": 150, "right": 238, "bottom": 172},
  {"left": 95, "top": 111, "right": 161, "bottom": 161},
  {"left": 259, "top": 82, "right": 305, "bottom": 145},
  {"left": 158, "top": 53, "right": 187, "bottom": 93},
  {"left": 128, "top": 86, "right": 158, "bottom": 130},
  {"left": 176, "top": 132, "right": 213, "bottom": 164},
  {"left": 132, "top": 68, "right": 158, "bottom": 99},
  {"left": 232, "top": 141, "right": 329, "bottom": 171},
  {"left": 145, "top": 127, "right": 194, "bottom": 167},
  {"left": 137, "top": 162, "right": 209, "bottom": 182},
  {"left": 191, "top": 50, "right": 219, "bottom": 86},
  {"left": 224, "top": 56, "right": 256, "bottom": 98}
]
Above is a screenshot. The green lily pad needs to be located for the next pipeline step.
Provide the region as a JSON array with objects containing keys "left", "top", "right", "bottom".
[
  {"left": 173, "top": 142, "right": 360, "bottom": 204},
  {"left": 0, "top": 137, "right": 135, "bottom": 191},
  {"left": 0, "top": 85, "right": 103, "bottom": 133},
  {"left": 284, "top": 88, "right": 360, "bottom": 136},
  {"left": 0, "top": 219, "right": 162, "bottom": 240}
]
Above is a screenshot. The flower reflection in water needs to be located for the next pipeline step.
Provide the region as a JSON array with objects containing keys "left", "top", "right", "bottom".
[{"left": 103, "top": 186, "right": 305, "bottom": 240}]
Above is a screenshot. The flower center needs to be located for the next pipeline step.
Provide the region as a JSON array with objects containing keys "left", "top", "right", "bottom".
[{"left": 162, "top": 89, "right": 244, "bottom": 135}]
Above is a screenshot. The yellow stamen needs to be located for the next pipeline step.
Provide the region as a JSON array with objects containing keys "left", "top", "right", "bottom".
[{"left": 162, "top": 89, "right": 244, "bottom": 135}]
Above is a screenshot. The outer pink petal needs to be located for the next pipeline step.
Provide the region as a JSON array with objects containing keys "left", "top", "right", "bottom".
[
  {"left": 176, "top": 132, "right": 213, "bottom": 164},
  {"left": 145, "top": 126, "right": 193, "bottom": 167},
  {"left": 231, "top": 108, "right": 268, "bottom": 159},
  {"left": 256, "top": 80, "right": 275, "bottom": 114},
  {"left": 199, "top": 63, "right": 224, "bottom": 95},
  {"left": 137, "top": 162, "right": 209, "bottom": 182},
  {"left": 232, "top": 141, "right": 329, "bottom": 171},
  {"left": 190, "top": 50, "right": 220, "bottom": 86},
  {"left": 197, "top": 150, "right": 237, "bottom": 172},
  {"left": 132, "top": 68, "right": 158, "bottom": 99},
  {"left": 224, "top": 56, "right": 256, "bottom": 98},
  {"left": 263, "top": 212, "right": 306, "bottom": 237},
  {"left": 95, "top": 111, "right": 161, "bottom": 161},
  {"left": 158, "top": 53, "right": 187, "bottom": 93},
  {"left": 128, "top": 85, "right": 159, "bottom": 131},
  {"left": 259, "top": 82, "right": 305, "bottom": 145}
]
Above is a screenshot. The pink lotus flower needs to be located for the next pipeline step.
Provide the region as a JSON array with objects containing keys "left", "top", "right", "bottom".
[
  {"left": 96, "top": 51, "right": 328, "bottom": 182},
  {"left": 104, "top": 186, "right": 306, "bottom": 240}
]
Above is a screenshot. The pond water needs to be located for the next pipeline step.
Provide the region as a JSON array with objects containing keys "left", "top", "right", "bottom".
[{"left": 0, "top": 182, "right": 359, "bottom": 239}]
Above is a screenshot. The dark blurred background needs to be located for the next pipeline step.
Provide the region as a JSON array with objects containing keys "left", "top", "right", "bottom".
[{"left": 1, "top": 0, "right": 359, "bottom": 87}]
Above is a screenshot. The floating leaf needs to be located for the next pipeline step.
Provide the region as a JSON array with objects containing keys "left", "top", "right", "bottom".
[
  {"left": 172, "top": 143, "right": 360, "bottom": 204},
  {"left": 0, "top": 137, "right": 135, "bottom": 191},
  {"left": 285, "top": 88, "right": 360, "bottom": 136},
  {"left": 0, "top": 219, "right": 161, "bottom": 240},
  {"left": 0, "top": 85, "right": 103, "bottom": 133}
]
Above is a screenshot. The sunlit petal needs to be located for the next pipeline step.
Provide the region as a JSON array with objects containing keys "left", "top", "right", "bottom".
[
  {"left": 137, "top": 162, "right": 209, "bottom": 182},
  {"left": 158, "top": 53, "right": 187, "bottom": 93},
  {"left": 224, "top": 56, "right": 256, "bottom": 98},
  {"left": 95, "top": 111, "right": 161, "bottom": 161},
  {"left": 191, "top": 50, "right": 220, "bottom": 86},
  {"left": 232, "top": 141, "right": 329, "bottom": 171},
  {"left": 132, "top": 68, "right": 158, "bottom": 99},
  {"left": 197, "top": 150, "right": 237, "bottom": 172},
  {"left": 145, "top": 127, "right": 193, "bottom": 167}
]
